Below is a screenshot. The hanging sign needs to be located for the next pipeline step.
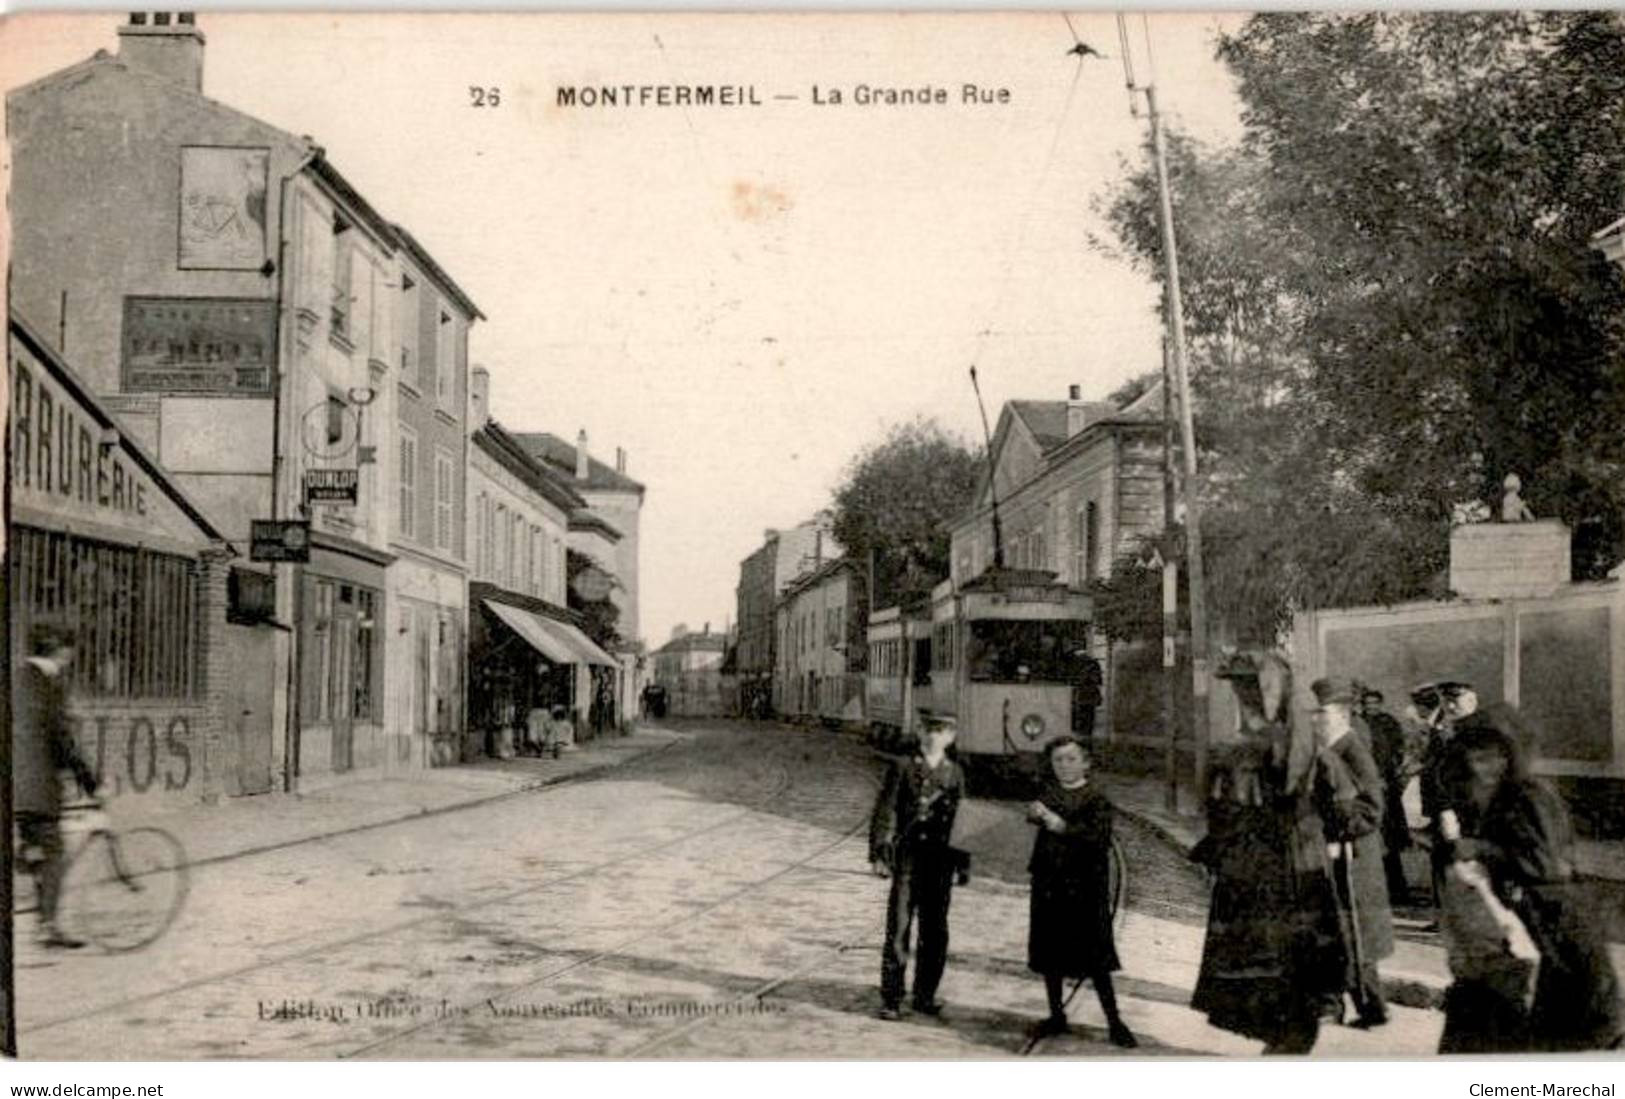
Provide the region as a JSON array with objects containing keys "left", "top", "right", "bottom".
[{"left": 250, "top": 519, "right": 311, "bottom": 563}]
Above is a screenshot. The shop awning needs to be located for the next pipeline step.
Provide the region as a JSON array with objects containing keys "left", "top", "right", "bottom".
[
  {"left": 553, "top": 618, "right": 617, "bottom": 667},
  {"left": 483, "top": 600, "right": 617, "bottom": 668},
  {"left": 484, "top": 601, "right": 577, "bottom": 665}
]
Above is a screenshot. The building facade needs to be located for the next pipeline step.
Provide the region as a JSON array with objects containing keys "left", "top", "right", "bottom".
[
  {"left": 651, "top": 628, "right": 729, "bottom": 718},
  {"left": 515, "top": 431, "right": 646, "bottom": 730},
  {"left": 384, "top": 228, "right": 481, "bottom": 767},
  {"left": 774, "top": 558, "right": 865, "bottom": 724},
  {"left": 464, "top": 366, "right": 614, "bottom": 757},
  {"left": 7, "top": 314, "right": 241, "bottom": 805},
  {"left": 7, "top": 13, "right": 482, "bottom": 789},
  {"left": 735, "top": 513, "right": 839, "bottom": 718}
]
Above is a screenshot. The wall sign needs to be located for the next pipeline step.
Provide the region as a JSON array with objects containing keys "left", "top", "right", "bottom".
[
  {"left": 305, "top": 468, "right": 359, "bottom": 505},
  {"left": 122, "top": 296, "right": 277, "bottom": 395},
  {"left": 179, "top": 146, "right": 269, "bottom": 270}
]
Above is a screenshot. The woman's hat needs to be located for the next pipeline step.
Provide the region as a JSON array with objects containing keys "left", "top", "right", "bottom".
[{"left": 1310, "top": 677, "right": 1356, "bottom": 707}]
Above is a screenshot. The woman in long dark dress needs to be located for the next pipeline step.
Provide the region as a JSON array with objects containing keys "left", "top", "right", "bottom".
[
  {"left": 1190, "top": 654, "right": 1347, "bottom": 1054},
  {"left": 1026, "top": 736, "right": 1136, "bottom": 1047},
  {"left": 1436, "top": 705, "right": 1623, "bottom": 1053}
]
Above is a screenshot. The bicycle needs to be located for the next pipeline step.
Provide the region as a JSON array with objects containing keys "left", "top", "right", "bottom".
[{"left": 18, "top": 800, "right": 190, "bottom": 953}]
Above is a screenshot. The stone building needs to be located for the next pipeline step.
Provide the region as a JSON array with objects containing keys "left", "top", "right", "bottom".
[
  {"left": 7, "top": 13, "right": 480, "bottom": 789},
  {"left": 774, "top": 558, "right": 865, "bottom": 724},
  {"left": 651, "top": 627, "right": 729, "bottom": 718}
]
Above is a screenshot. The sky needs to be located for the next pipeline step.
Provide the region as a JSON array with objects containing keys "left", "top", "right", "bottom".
[{"left": 1, "top": 11, "right": 1246, "bottom": 647}]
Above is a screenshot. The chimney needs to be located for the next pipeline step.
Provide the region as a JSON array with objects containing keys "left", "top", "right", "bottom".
[
  {"left": 117, "top": 13, "right": 204, "bottom": 92},
  {"left": 575, "top": 429, "right": 590, "bottom": 480},
  {"left": 1067, "top": 383, "right": 1091, "bottom": 437},
  {"left": 615, "top": 446, "right": 627, "bottom": 474},
  {"left": 470, "top": 365, "right": 490, "bottom": 427}
]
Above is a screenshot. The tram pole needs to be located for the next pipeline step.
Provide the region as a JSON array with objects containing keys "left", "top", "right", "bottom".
[
  {"left": 1161, "top": 338, "right": 1179, "bottom": 815},
  {"left": 1141, "top": 68, "right": 1211, "bottom": 802}
]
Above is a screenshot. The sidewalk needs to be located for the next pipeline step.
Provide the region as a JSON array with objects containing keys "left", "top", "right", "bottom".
[
  {"left": 92, "top": 726, "right": 684, "bottom": 870},
  {"left": 1097, "top": 770, "right": 1625, "bottom": 1013}
]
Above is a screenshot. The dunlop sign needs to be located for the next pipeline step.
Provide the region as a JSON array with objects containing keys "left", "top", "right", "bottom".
[{"left": 304, "top": 468, "right": 359, "bottom": 505}]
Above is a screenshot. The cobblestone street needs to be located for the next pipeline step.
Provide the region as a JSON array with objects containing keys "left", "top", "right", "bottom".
[{"left": 17, "top": 721, "right": 1448, "bottom": 1059}]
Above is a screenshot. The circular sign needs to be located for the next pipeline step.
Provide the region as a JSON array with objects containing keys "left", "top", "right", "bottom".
[
  {"left": 571, "top": 565, "right": 614, "bottom": 602},
  {"left": 300, "top": 400, "right": 359, "bottom": 460},
  {"left": 1020, "top": 712, "right": 1046, "bottom": 741}
]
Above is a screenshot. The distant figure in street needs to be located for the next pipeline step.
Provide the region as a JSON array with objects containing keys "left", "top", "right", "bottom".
[
  {"left": 1025, "top": 736, "right": 1136, "bottom": 1047},
  {"left": 547, "top": 705, "right": 574, "bottom": 754},
  {"left": 1191, "top": 652, "right": 1345, "bottom": 1054},
  {"left": 869, "top": 710, "right": 964, "bottom": 1021},
  {"left": 1359, "top": 688, "right": 1414, "bottom": 903},
  {"left": 1310, "top": 678, "right": 1395, "bottom": 1029},
  {"left": 13, "top": 620, "right": 99, "bottom": 949},
  {"left": 1436, "top": 705, "right": 1623, "bottom": 1052},
  {"left": 1071, "top": 653, "right": 1103, "bottom": 739}
]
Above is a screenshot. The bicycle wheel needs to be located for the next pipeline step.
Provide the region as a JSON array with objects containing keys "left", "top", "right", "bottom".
[
  {"left": 60, "top": 827, "right": 189, "bottom": 952},
  {"left": 1107, "top": 836, "right": 1129, "bottom": 932}
]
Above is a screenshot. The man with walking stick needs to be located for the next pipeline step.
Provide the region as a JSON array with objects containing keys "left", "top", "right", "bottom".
[{"left": 1310, "top": 677, "right": 1396, "bottom": 1028}]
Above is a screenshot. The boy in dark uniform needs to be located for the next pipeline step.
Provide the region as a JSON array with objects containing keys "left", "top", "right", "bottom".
[{"left": 869, "top": 710, "right": 964, "bottom": 1020}]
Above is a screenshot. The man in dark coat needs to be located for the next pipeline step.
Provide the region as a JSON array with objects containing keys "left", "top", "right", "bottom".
[
  {"left": 1311, "top": 677, "right": 1396, "bottom": 1028},
  {"left": 869, "top": 710, "right": 964, "bottom": 1020},
  {"left": 13, "top": 620, "right": 99, "bottom": 948},
  {"left": 1359, "top": 688, "right": 1414, "bottom": 902}
]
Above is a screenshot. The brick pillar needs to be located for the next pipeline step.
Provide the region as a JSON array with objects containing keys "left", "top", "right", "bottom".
[{"left": 196, "top": 543, "right": 235, "bottom": 805}]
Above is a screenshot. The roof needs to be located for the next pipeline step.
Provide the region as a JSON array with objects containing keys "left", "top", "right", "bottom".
[
  {"left": 568, "top": 511, "right": 623, "bottom": 542},
  {"left": 655, "top": 632, "right": 729, "bottom": 655},
  {"left": 511, "top": 432, "right": 646, "bottom": 495},
  {"left": 778, "top": 556, "right": 858, "bottom": 605},
  {"left": 391, "top": 222, "right": 486, "bottom": 322},
  {"left": 472, "top": 419, "right": 587, "bottom": 513},
  {"left": 1009, "top": 399, "right": 1122, "bottom": 452}
]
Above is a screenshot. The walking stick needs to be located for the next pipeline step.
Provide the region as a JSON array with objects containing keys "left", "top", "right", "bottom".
[{"left": 1336, "top": 840, "right": 1370, "bottom": 1019}]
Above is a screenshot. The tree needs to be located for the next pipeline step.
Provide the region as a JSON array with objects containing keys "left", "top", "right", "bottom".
[
  {"left": 1097, "top": 13, "right": 1625, "bottom": 640},
  {"left": 566, "top": 548, "right": 622, "bottom": 650},
  {"left": 831, "top": 417, "right": 983, "bottom": 609}
]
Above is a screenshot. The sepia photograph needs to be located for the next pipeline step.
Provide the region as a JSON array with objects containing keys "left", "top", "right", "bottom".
[{"left": 2, "top": 7, "right": 1624, "bottom": 1072}]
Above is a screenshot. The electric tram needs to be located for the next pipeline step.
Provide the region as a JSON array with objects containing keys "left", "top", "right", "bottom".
[{"left": 865, "top": 566, "right": 1094, "bottom": 786}]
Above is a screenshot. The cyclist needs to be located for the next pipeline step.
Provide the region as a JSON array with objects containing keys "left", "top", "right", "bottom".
[{"left": 14, "top": 619, "right": 100, "bottom": 949}]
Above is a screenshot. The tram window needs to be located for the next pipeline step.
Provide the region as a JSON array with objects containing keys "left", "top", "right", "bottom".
[
  {"left": 965, "top": 620, "right": 1089, "bottom": 683},
  {"left": 913, "top": 639, "right": 932, "bottom": 686}
]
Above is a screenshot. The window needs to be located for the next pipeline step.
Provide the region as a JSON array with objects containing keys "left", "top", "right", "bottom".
[
  {"left": 495, "top": 505, "right": 508, "bottom": 580},
  {"left": 1032, "top": 528, "right": 1047, "bottom": 571},
  {"left": 436, "top": 310, "right": 454, "bottom": 404},
  {"left": 397, "top": 427, "right": 417, "bottom": 538},
  {"left": 9, "top": 528, "right": 204, "bottom": 701},
  {"left": 331, "top": 217, "right": 353, "bottom": 340},
  {"left": 399, "top": 275, "right": 418, "bottom": 376},
  {"left": 326, "top": 394, "right": 345, "bottom": 447},
  {"left": 1084, "top": 501, "right": 1099, "bottom": 582},
  {"left": 434, "top": 449, "right": 453, "bottom": 551}
]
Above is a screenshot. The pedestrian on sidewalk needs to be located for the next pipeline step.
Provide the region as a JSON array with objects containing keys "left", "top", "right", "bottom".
[
  {"left": 1435, "top": 705, "right": 1622, "bottom": 1053},
  {"left": 1025, "top": 736, "right": 1136, "bottom": 1047},
  {"left": 1190, "top": 652, "right": 1346, "bottom": 1055},
  {"left": 869, "top": 710, "right": 964, "bottom": 1021},
  {"left": 13, "top": 619, "right": 100, "bottom": 949},
  {"left": 1358, "top": 687, "right": 1415, "bottom": 904},
  {"left": 1310, "top": 678, "right": 1395, "bottom": 1029}
]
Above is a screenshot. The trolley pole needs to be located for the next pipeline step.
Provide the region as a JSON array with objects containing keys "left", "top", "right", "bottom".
[
  {"left": 1161, "top": 337, "right": 1179, "bottom": 814},
  {"left": 1144, "top": 78, "right": 1211, "bottom": 799}
]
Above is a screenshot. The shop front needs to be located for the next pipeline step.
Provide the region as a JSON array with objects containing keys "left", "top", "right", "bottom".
[
  {"left": 294, "top": 532, "right": 389, "bottom": 785},
  {"left": 468, "top": 582, "right": 616, "bottom": 757},
  {"left": 8, "top": 314, "right": 239, "bottom": 807}
]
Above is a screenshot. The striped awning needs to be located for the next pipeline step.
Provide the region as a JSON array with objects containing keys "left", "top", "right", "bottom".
[{"left": 483, "top": 600, "right": 615, "bottom": 667}]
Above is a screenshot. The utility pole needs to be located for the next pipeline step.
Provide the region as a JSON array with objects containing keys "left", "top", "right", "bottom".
[
  {"left": 1122, "top": 15, "right": 1211, "bottom": 799},
  {"left": 1161, "top": 338, "right": 1179, "bottom": 814}
]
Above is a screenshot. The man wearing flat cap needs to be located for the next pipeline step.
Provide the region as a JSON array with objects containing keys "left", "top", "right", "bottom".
[
  {"left": 1310, "top": 676, "right": 1396, "bottom": 1028},
  {"left": 869, "top": 708, "right": 965, "bottom": 1020}
]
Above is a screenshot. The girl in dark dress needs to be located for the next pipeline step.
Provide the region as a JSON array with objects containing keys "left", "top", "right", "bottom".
[
  {"left": 1436, "top": 706, "right": 1623, "bottom": 1053},
  {"left": 1026, "top": 736, "right": 1136, "bottom": 1047}
]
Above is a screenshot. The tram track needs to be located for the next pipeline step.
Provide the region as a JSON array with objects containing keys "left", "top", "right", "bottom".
[{"left": 20, "top": 738, "right": 798, "bottom": 1040}]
